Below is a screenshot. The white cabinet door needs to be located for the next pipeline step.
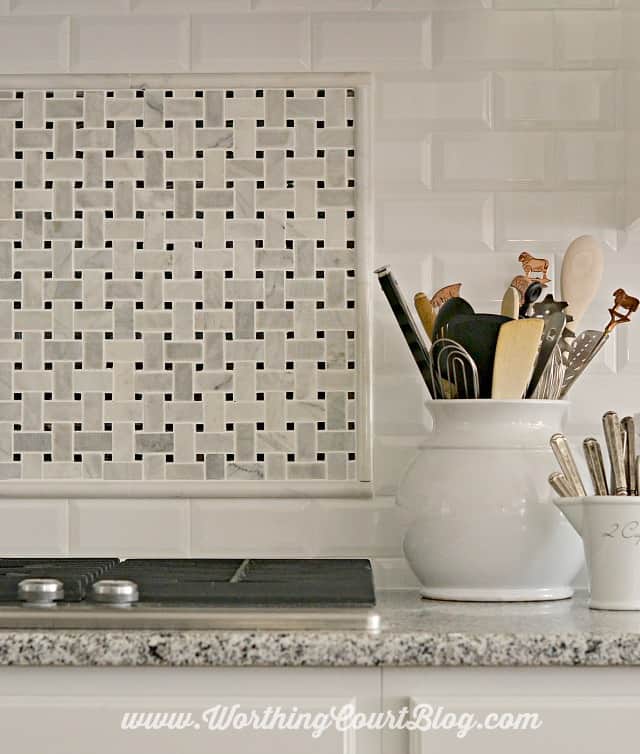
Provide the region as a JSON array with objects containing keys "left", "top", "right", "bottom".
[
  {"left": 383, "top": 667, "right": 640, "bottom": 754},
  {"left": 0, "top": 666, "right": 382, "bottom": 754}
]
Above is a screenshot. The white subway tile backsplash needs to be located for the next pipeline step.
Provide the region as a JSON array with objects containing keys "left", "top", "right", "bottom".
[
  {"left": 378, "top": 72, "right": 491, "bottom": 130},
  {"left": 375, "top": 0, "right": 490, "bottom": 7},
  {"left": 496, "top": 191, "right": 618, "bottom": 253},
  {"left": 555, "top": 132, "right": 623, "bottom": 187},
  {"left": 555, "top": 10, "right": 622, "bottom": 69},
  {"left": 191, "top": 499, "right": 314, "bottom": 555},
  {"left": 375, "top": 131, "right": 430, "bottom": 191},
  {"left": 430, "top": 252, "right": 537, "bottom": 311},
  {"left": 191, "top": 498, "right": 405, "bottom": 556},
  {"left": 12, "top": 0, "right": 129, "bottom": 13},
  {"left": 495, "top": 71, "right": 617, "bottom": 130},
  {"left": 495, "top": 0, "right": 616, "bottom": 7},
  {"left": 433, "top": 10, "right": 553, "bottom": 69},
  {"left": 623, "top": 11, "right": 640, "bottom": 68},
  {"left": 255, "top": 0, "right": 372, "bottom": 9},
  {"left": 0, "top": 16, "right": 68, "bottom": 73},
  {"left": 311, "top": 13, "right": 430, "bottom": 71},
  {"left": 69, "top": 499, "right": 189, "bottom": 555},
  {"left": 131, "top": 0, "right": 251, "bottom": 11},
  {"left": 192, "top": 13, "right": 310, "bottom": 72},
  {"left": 432, "top": 132, "right": 552, "bottom": 190},
  {"left": 71, "top": 15, "right": 189, "bottom": 73},
  {"left": 379, "top": 193, "right": 494, "bottom": 253},
  {"left": 0, "top": 500, "right": 67, "bottom": 554}
]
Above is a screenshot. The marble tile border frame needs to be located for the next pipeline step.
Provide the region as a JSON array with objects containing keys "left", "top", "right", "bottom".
[{"left": 0, "top": 72, "right": 373, "bottom": 498}]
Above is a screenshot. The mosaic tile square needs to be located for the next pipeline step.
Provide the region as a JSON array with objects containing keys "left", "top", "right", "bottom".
[{"left": 0, "top": 87, "right": 357, "bottom": 481}]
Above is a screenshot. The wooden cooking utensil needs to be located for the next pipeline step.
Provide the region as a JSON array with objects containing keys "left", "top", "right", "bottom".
[
  {"left": 414, "top": 292, "right": 436, "bottom": 342},
  {"left": 491, "top": 318, "right": 544, "bottom": 400},
  {"left": 560, "top": 235, "right": 604, "bottom": 333},
  {"left": 430, "top": 283, "right": 461, "bottom": 309},
  {"left": 500, "top": 286, "right": 520, "bottom": 319}
]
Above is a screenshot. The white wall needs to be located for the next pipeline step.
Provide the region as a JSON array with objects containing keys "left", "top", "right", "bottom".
[{"left": 0, "top": 1, "right": 635, "bottom": 565}]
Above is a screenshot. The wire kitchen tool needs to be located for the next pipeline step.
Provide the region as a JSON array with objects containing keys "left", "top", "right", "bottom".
[
  {"left": 530, "top": 343, "right": 565, "bottom": 400},
  {"left": 429, "top": 338, "right": 479, "bottom": 400},
  {"left": 374, "top": 266, "right": 436, "bottom": 398}
]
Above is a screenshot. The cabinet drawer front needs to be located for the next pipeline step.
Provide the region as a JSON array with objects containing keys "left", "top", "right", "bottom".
[
  {"left": 407, "top": 696, "right": 640, "bottom": 754},
  {"left": 0, "top": 696, "right": 355, "bottom": 754}
]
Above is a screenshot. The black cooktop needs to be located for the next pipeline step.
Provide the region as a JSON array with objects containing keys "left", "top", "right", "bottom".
[{"left": 0, "top": 558, "right": 376, "bottom": 608}]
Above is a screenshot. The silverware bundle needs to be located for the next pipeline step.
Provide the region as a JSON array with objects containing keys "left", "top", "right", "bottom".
[{"left": 549, "top": 412, "right": 639, "bottom": 497}]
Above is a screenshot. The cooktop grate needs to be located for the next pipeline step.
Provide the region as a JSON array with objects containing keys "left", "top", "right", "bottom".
[{"left": 0, "top": 558, "right": 376, "bottom": 608}]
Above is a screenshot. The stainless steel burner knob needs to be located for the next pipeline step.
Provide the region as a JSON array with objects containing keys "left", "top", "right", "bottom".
[
  {"left": 18, "top": 578, "right": 64, "bottom": 605},
  {"left": 91, "top": 579, "right": 139, "bottom": 606}
]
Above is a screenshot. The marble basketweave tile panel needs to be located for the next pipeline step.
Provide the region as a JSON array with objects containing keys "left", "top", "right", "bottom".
[{"left": 0, "top": 87, "right": 357, "bottom": 481}]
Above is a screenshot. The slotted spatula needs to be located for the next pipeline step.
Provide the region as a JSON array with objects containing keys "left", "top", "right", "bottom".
[{"left": 491, "top": 318, "right": 544, "bottom": 400}]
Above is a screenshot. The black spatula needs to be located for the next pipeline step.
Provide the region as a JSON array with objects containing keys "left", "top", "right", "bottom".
[{"left": 445, "top": 314, "right": 511, "bottom": 398}]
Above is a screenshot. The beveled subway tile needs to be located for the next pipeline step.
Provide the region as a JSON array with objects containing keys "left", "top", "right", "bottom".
[{"left": 0, "top": 87, "right": 357, "bottom": 481}]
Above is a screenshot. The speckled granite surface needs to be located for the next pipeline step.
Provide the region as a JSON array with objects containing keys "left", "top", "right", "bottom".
[{"left": 2, "top": 590, "right": 640, "bottom": 667}]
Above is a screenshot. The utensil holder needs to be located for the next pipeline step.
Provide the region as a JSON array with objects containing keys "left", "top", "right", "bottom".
[
  {"left": 397, "top": 399, "right": 584, "bottom": 602},
  {"left": 554, "top": 496, "right": 640, "bottom": 610}
]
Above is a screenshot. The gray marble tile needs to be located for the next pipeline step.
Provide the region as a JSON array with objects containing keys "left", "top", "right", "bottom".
[{"left": 0, "top": 87, "right": 357, "bottom": 480}]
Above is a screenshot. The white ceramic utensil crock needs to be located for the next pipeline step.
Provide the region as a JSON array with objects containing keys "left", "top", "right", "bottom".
[
  {"left": 554, "top": 496, "right": 640, "bottom": 610},
  {"left": 397, "top": 400, "right": 584, "bottom": 602}
]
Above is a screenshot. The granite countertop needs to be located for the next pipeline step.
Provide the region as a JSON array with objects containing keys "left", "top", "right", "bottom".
[{"left": 2, "top": 590, "right": 640, "bottom": 667}]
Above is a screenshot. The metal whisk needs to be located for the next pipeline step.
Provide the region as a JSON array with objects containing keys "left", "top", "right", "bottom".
[
  {"left": 429, "top": 338, "right": 479, "bottom": 399},
  {"left": 530, "top": 343, "right": 565, "bottom": 400}
]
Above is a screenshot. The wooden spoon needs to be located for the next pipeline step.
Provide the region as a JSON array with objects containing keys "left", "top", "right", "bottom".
[
  {"left": 560, "top": 235, "right": 604, "bottom": 332},
  {"left": 492, "top": 318, "right": 544, "bottom": 400},
  {"left": 414, "top": 292, "right": 436, "bottom": 342},
  {"left": 500, "top": 286, "right": 520, "bottom": 319}
]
